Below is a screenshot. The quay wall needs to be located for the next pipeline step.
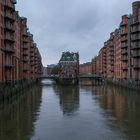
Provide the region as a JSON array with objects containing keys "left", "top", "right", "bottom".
[{"left": 0, "top": 79, "right": 40, "bottom": 103}]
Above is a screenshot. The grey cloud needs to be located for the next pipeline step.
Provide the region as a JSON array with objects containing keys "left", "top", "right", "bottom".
[{"left": 16, "top": 0, "right": 136, "bottom": 66}]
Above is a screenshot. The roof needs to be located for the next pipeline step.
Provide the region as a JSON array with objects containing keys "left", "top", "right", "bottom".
[
  {"left": 12, "top": 0, "right": 17, "bottom": 4},
  {"left": 59, "top": 52, "right": 78, "bottom": 62}
]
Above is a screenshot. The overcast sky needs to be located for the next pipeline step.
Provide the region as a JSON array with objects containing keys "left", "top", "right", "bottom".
[{"left": 16, "top": 0, "right": 136, "bottom": 66}]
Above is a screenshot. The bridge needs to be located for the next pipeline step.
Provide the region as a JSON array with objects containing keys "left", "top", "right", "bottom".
[
  {"left": 40, "top": 74, "right": 103, "bottom": 86},
  {"left": 40, "top": 75, "right": 59, "bottom": 79},
  {"left": 40, "top": 74, "right": 102, "bottom": 80}
]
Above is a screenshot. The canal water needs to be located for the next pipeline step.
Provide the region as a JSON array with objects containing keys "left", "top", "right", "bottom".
[{"left": 0, "top": 79, "right": 140, "bottom": 140}]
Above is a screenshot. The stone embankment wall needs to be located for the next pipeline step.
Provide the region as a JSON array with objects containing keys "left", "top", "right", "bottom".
[{"left": 0, "top": 79, "right": 40, "bottom": 103}]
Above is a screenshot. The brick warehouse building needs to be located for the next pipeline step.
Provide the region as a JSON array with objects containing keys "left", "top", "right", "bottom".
[
  {"left": 79, "top": 62, "right": 92, "bottom": 75},
  {"left": 0, "top": 0, "right": 42, "bottom": 84},
  {"left": 93, "top": 1, "right": 140, "bottom": 84},
  {"left": 131, "top": 1, "right": 140, "bottom": 81},
  {"left": 114, "top": 29, "right": 122, "bottom": 80}
]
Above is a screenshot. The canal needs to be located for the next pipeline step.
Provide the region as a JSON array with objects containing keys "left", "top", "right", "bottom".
[{"left": 0, "top": 79, "right": 140, "bottom": 140}]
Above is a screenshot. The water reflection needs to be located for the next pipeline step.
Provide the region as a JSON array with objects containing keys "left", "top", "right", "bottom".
[
  {"left": 92, "top": 84, "right": 140, "bottom": 140},
  {"left": 41, "top": 79, "right": 55, "bottom": 86},
  {"left": 79, "top": 78, "right": 102, "bottom": 86},
  {"left": 54, "top": 86, "right": 79, "bottom": 116},
  {"left": 1, "top": 79, "right": 140, "bottom": 140},
  {"left": 0, "top": 85, "right": 42, "bottom": 140}
]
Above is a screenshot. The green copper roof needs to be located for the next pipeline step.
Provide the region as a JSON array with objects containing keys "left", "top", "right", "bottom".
[
  {"left": 60, "top": 52, "right": 77, "bottom": 62},
  {"left": 20, "top": 16, "right": 27, "bottom": 20},
  {"left": 12, "top": 0, "right": 17, "bottom": 4}
]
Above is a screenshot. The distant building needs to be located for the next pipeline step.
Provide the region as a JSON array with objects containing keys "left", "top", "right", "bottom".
[
  {"left": 59, "top": 52, "right": 79, "bottom": 78},
  {"left": 58, "top": 52, "right": 79, "bottom": 84},
  {"left": 91, "top": 57, "right": 97, "bottom": 74},
  {"left": 79, "top": 62, "right": 92, "bottom": 75},
  {"left": 43, "top": 67, "right": 47, "bottom": 76},
  {"left": 46, "top": 64, "right": 57, "bottom": 75}
]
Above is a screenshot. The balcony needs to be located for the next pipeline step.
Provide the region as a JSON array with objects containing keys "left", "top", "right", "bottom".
[
  {"left": 133, "top": 64, "right": 140, "bottom": 69},
  {"left": 131, "top": 26, "right": 140, "bottom": 33},
  {"left": 131, "top": 35, "right": 140, "bottom": 41},
  {"left": 121, "top": 49, "right": 128, "bottom": 55},
  {"left": 4, "top": 35, "right": 15, "bottom": 43},
  {"left": 23, "top": 45, "right": 28, "bottom": 49},
  {"left": 109, "top": 48, "right": 114, "bottom": 52},
  {"left": 23, "top": 30, "right": 28, "bottom": 37},
  {"left": 131, "top": 43, "right": 140, "bottom": 50},
  {"left": 122, "top": 68, "right": 128, "bottom": 71},
  {"left": 30, "top": 50, "right": 34, "bottom": 54},
  {"left": 23, "top": 51, "right": 28, "bottom": 56},
  {"left": 121, "top": 36, "right": 127, "bottom": 42},
  {"left": 34, "top": 58, "right": 38, "bottom": 61},
  {"left": 110, "top": 63, "right": 114, "bottom": 66},
  {"left": 110, "top": 53, "right": 114, "bottom": 57},
  {"left": 132, "top": 51, "right": 140, "bottom": 57},
  {"left": 131, "top": 21, "right": 140, "bottom": 26},
  {"left": 120, "top": 22, "right": 127, "bottom": 27},
  {"left": 30, "top": 59, "right": 34, "bottom": 62},
  {"left": 23, "top": 37, "right": 28, "bottom": 43},
  {"left": 30, "top": 48, "right": 34, "bottom": 53},
  {"left": 2, "top": 46, "right": 15, "bottom": 53},
  {"left": 30, "top": 63, "right": 34, "bottom": 67},
  {"left": 5, "top": 23, "right": 15, "bottom": 32},
  {"left": 121, "top": 56, "right": 128, "bottom": 61},
  {"left": 4, "top": 12, "right": 15, "bottom": 21},
  {"left": 23, "top": 57, "right": 28, "bottom": 62},
  {"left": 122, "top": 63, "right": 128, "bottom": 70},
  {"left": 30, "top": 55, "right": 34, "bottom": 58},
  {"left": 121, "top": 31, "right": 127, "bottom": 36},
  {"left": 109, "top": 42, "right": 113, "bottom": 46},
  {"left": 121, "top": 43, "right": 128, "bottom": 48},
  {"left": 5, "top": 63, "right": 14, "bottom": 69},
  {"left": 23, "top": 66, "right": 28, "bottom": 71},
  {"left": 4, "top": 2, "right": 15, "bottom": 10}
]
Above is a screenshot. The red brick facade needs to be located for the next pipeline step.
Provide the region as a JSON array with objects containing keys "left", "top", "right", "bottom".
[
  {"left": 131, "top": 1, "right": 140, "bottom": 81},
  {"left": 91, "top": 57, "right": 97, "bottom": 74},
  {"left": 79, "top": 62, "right": 92, "bottom": 75},
  {"left": 114, "top": 29, "right": 122, "bottom": 80},
  {"left": 92, "top": 1, "right": 140, "bottom": 84},
  {"left": 0, "top": 0, "right": 42, "bottom": 83}
]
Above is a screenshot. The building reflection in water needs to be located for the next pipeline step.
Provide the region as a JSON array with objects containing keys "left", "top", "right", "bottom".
[
  {"left": 79, "top": 79, "right": 102, "bottom": 86},
  {"left": 91, "top": 83, "right": 140, "bottom": 139},
  {"left": 0, "top": 85, "right": 42, "bottom": 140},
  {"left": 54, "top": 85, "right": 80, "bottom": 116}
]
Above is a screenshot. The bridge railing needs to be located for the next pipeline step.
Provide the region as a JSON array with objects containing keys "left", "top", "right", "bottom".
[
  {"left": 40, "top": 74, "right": 102, "bottom": 79},
  {"left": 40, "top": 74, "right": 59, "bottom": 79}
]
